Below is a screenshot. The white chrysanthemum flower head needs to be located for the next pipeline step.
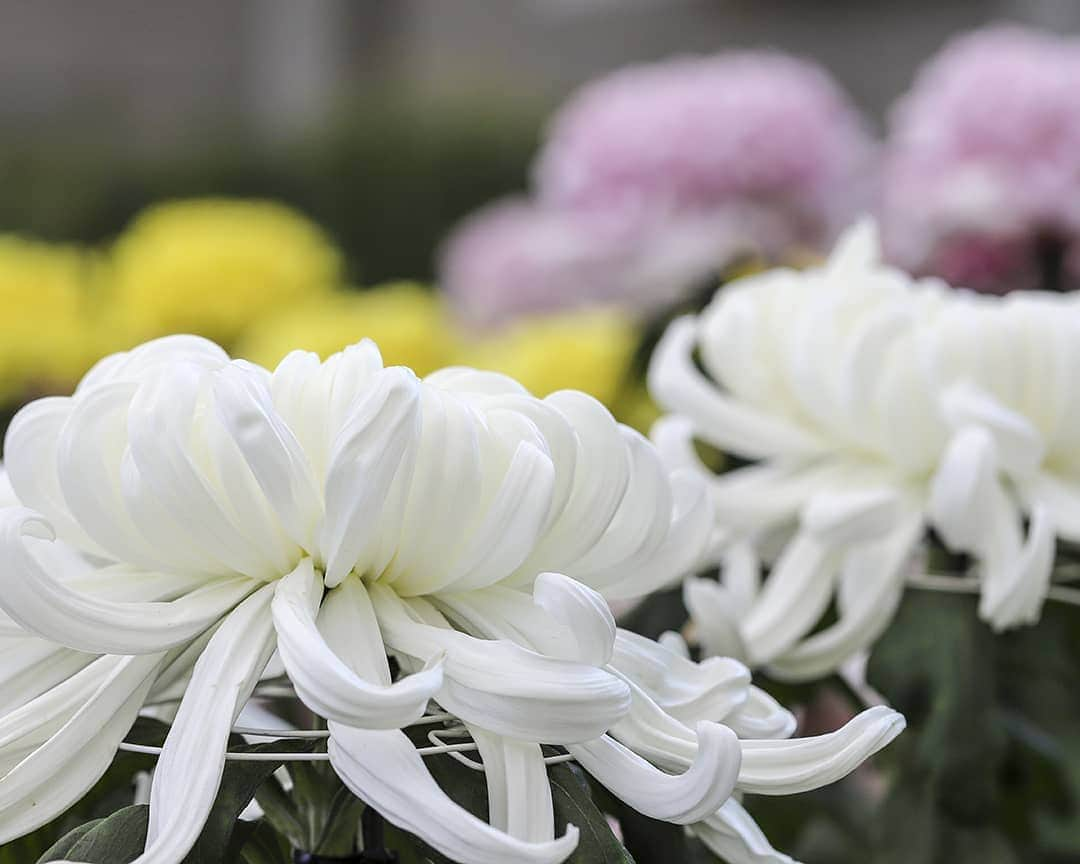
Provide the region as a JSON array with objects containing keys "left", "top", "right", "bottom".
[
  {"left": 0, "top": 336, "right": 902, "bottom": 864},
  {"left": 650, "top": 220, "right": 1080, "bottom": 680}
]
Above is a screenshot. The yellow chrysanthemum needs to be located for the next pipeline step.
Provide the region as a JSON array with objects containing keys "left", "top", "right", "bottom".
[
  {"left": 236, "top": 283, "right": 458, "bottom": 377},
  {"left": 110, "top": 198, "right": 343, "bottom": 345},
  {"left": 458, "top": 309, "right": 639, "bottom": 407},
  {"left": 0, "top": 235, "right": 99, "bottom": 403}
]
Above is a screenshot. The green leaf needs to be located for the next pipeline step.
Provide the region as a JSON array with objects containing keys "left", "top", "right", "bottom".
[
  {"left": 549, "top": 762, "right": 634, "bottom": 864},
  {"left": 238, "top": 820, "right": 293, "bottom": 864},
  {"left": 48, "top": 804, "right": 149, "bottom": 864},
  {"left": 183, "top": 738, "right": 318, "bottom": 864},
  {"left": 33, "top": 819, "right": 104, "bottom": 863}
]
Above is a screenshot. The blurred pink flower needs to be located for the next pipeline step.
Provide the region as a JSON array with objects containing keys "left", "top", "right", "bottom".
[
  {"left": 882, "top": 25, "right": 1080, "bottom": 292},
  {"left": 534, "top": 51, "right": 875, "bottom": 248},
  {"left": 442, "top": 52, "right": 873, "bottom": 326},
  {"left": 439, "top": 198, "right": 783, "bottom": 328}
]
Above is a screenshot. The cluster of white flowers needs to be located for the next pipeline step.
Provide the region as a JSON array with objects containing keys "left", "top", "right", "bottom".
[
  {"left": 0, "top": 335, "right": 902, "bottom": 864},
  {"left": 650, "top": 221, "right": 1080, "bottom": 680}
]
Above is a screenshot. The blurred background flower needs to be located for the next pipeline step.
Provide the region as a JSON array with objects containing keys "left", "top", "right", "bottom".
[
  {"left": 0, "top": 235, "right": 101, "bottom": 406},
  {"left": 442, "top": 51, "right": 873, "bottom": 326},
  {"left": 881, "top": 24, "right": 1080, "bottom": 294},
  {"left": 109, "top": 198, "right": 344, "bottom": 345}
]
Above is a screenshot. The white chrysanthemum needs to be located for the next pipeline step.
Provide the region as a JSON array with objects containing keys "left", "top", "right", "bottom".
[
  {"left": 650, "top": 221, "right": 1080, "bottom": 680},
  {"left": 0, "top": 336, "right": 902, "bottom": 864}
]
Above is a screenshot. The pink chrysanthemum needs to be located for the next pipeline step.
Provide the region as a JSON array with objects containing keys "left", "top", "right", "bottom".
[
  {"left": 534, "top": 52, "right": 874, "bottom": 247},
  {"left": 882, "top": 25, "right": 1080, "bottom": 292},
  {"left": 441, "top": 52, "right": 873, "bottom": 325},
  {"left": 439, "top": 198, "right": 782, "bottom": 327}
]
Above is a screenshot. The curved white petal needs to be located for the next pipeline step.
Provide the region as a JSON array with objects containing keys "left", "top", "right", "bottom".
[
  {"left": 3, "top": 397, "right": 104, "bottom": 556},
  {"left": 0, "top": 509, "right": 256, "bottom": 654},
  {"left": 0, "top": 652, "right": 163, "bottom": 843},
  {"left": 568, "top": 721, "right": 741, "bottom": 825},
  {"left": 648, "top": 317, "right": 823, "bottom": 459},
  {"left": 370, "top": 584, "right": 629, "bottom": 743},
  {"left": 722, "top": 687, "right": 797, "bottom": 740},
  {"left": 683, "top": 577, "right": 749, "bottom": 663},
  {"left": 800, "top": 488, "right": 903, "bottom": 547},
  {"left": 736, "top": 706, "right": 905, "bottom": 795},
  {"left": 768, "top": 512, "right": 923, "bottom": 682},
  {"left": 137, "top": 583, "right": 278, "bottom": 863},
  {"left": 0, "top": 636, "right": 94, "bottom": 715},
  {"left": 328, "top": 724, "right": 579, "bottom": 864},
  {"left": 532, "top": 572, "right": 616, "bottom": 667},
  {"left": 273, "top": 561, "right": 442, "bottom": 728},
  {"left": 692, "top": 799, "right": 796, "bottom": 864},
  {"left": 940, "top": 383, "right": 1044, "bottom": 478},
  {"left": 598, "top": 468, "right": 714, "bottom": 600},
  {"left": 741, "top": 532, "right": 839, "bottom": 667},
  {"left": 470, "top": 727, "right": 554, "bottom": 843},
  {"left": 609, "top": 629, "right": 749, "bottom": 724},
  {"left": 319, "top": 367, "right": 422, "bottom": 587},
  {"left": 978, "top": 497, "right": 1054, "bottom": 631},
  {"left": 212, "top": 363, "right": 322, "bottom": 551},
  {"left": 928, "top": 425, "right": 997, "bottom": 551}
]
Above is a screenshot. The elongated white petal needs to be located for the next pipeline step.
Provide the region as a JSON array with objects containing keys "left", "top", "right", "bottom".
[
  {"left": 683, "top": 577, "right": 748, "bottom": 663},
  {"left": 1024, "top": 472, "right": 1080, "bottom": 543},
  {"left": 328, "top": 724, "right": 579, "bottom": 864},
  {"left": 444, "top": 440, "right": 556, "bottom": 592},
  {"left": 213, "top": 363, "right": 323, "bottom": 551},
  {"left": 0, "top": 509, "right": 255, "bottom": 654},
  {"left": 928, "top": 426, "right": 997, "bottom": 551},
  {"left": 273, "top": 561, "right": 442, "bottom": 728},
  {"left": 568, "top": 721, "right": 741, "bottom": 824},
  {"left": 722, "top": 687, "right": 797, "bottom": 740},
  {"left": 0, "top": 636, "right": 94, "bottom": 715},
  {"left": 978, "top": 495, "right": 1054, "bottom": 631},
  {"left": 319, "top": 367, "right": 421, "bottom": 587},
  {"left": 0, "top": 652, "right": 163, "bottom": 843},
  {"left": 532, "top": 572, "right": 616, "bottom": 667},
  {"left": 370, "top": 584, "right": 629, "bottom": 743},
  {"left": 649, "top": 317, "right": 823, "bottom": 459},
  {"left": 800, "top": 488, "right": 902, "bottom": 547},
  {"left": 3, "top": 397, "right": 105, "bottom": 557},
  {"left": 137, "top": 584, "right": 278, "bottom": 863},
  {"left": 768, "top": 512, "right": 922, "bottom": 681},
  {"left": 737, "top": 706, "right": 905, "bottom": 795},
  {"left": 741, "top": 532, "right": 839, "bottom": 666},
  {"left": 471, "top": 727, "right": 554, "bottom": 843},
  {"left": 940, "top": 383, "right": 1044, "bottom": 478},
  {"left": 692, "top": 799, "right": 796, "bottom": 864},
  {"left": 610, "top": 629, "right": 749, "bottom": 724}
]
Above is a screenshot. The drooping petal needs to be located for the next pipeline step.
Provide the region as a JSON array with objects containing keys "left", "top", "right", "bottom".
[
  {"left": 0, "top": 509, "right": 256, "bottom": 654},
  {"left": 137, "top": 584, "right": 278, "bottom": 863},
  {"left": 470, "top": 727, "right": 555, "bottom": 843},
  {"left": 683, "top": 577, "right": 748, "bottom": 663},
  {"left": 736, "top": 705, "right": 905, "bottom": 795},
  {"left": 272, "top": 561, "right": 442, "bottom": 728},
  {"left": 568, "top": 721, "right": 741, "bottom": 824},
  {"left": 0, "top": 652, "right": 163, "bottom": 843},
  {"left": 740, "top": 531, "right": 840, "bottom": 666},
  {"left": 928, "top": 425, "right": 997, "bottom": 551},
  {"left": 648, "top": 317, "right": 823, "bottom": 459},
  {"left": 609, "top": 629, "right": 749, "bottom": 724},
  {"left": 978, "top": 495, "right": 1054, "bottom": 631},
  {"left": 722, "top": 687, "right": 797, "bottom": 740},
  {"left": 940, "top": 383, "right": 1044, "bottom": 479},
  {"left": 767, "top": 511, "right": 923, "bottom": 681},
  {"left": 692, "top": 799, "right": 796, "bottom": 864},
  {"left": 370, "top": 584, "right": 629, "bottom": 744},
  {"left": 328, "top": 724, "right": 579, "bottom": 864},
  {"left": 0, "top": 636, "right": 94, "bottom": 715}
]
